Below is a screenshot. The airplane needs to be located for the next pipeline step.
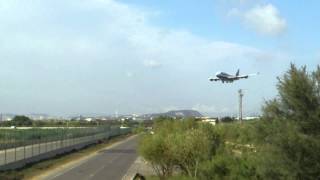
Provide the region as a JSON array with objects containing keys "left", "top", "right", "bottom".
[{"left": 209, "top": 69, "right": 258, "bottom": 83}]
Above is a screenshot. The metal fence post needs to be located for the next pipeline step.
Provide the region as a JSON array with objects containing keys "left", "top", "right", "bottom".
[
  {"left": 58, "top": 128, "right": 61, "bottom": 149},
  {"left": 4, "top": 130, "right": 7, "bottom": 165},
  {"left": 38, "top": 129, "right": 41, "bottom": 155},
  {"left": 72, "top": 131, "right": 74, "bottom": 146},
  {"left": 0, "top": 131, "right": 2, "bottom": 165},
  {"left": 14, "top": 129, "right": 16, "bottom": 162},
  {"left": 59, "top": 128, "right": 61, "bottom": 148},
  {"left": 61, "top": 128, "right": 64, "bottom": 148},
  {"left": 31, "top": 129, "right": 34, "bottom": 157},
  {"left": 53, "top": 130, "right": 55, "bottom": 150},
  {"left": 50, "top": 134, "right": 53, "bottom": 151},
  {"left": 45, "top": 135, "right": 47, "bottom": 153},
  {"left": 23, "top": 130, "right": 26, "bottom": 160},
  {"left": 65, "top": 128, "right": 67, "bottom": 147}
]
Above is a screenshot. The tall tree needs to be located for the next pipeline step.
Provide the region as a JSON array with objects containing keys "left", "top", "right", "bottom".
[
  {"left": 261, "top": 64, "right": 320, "bottom": 179},
  {"left": 263, "top": 63, "right": 320, "bottom": 135}
]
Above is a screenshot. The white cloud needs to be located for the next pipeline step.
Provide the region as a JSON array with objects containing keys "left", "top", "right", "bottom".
[
  {"left": 229, "top": 4, "right": 287, "bottom": 36},
  {"left": 0, "top": 0, "right": 287, "bottom": 115},
  {"left": 0, "top": 0, "right": 274, "bottom": 66},
  {"left": 143, "top": 60, "right": 162, "bottom": 68},
  {"left": 244, "top": 4, "right": 287, "bottom": 36},
  {"left": 126, "top": 72, "right": 134, "bottom": 78},
  {"left": 227, "top": 7, "right": 241, "bottom": 17}
]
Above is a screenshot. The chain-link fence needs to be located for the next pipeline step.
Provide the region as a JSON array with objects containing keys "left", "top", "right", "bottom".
[{"left": 0, "top": 126, "right": 131, "bottom": 169}]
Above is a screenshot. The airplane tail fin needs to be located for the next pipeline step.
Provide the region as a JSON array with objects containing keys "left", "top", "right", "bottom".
[{"left": 236, "top": 69, "right": 240, "bottom": 76}]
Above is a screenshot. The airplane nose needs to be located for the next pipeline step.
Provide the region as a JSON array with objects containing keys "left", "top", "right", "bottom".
[{"left": 215, "top": 72, "right": 221, "bottom": 76}]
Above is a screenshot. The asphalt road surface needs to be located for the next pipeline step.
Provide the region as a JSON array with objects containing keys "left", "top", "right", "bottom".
[{"left": 49, "top": 136, "right": 138, "bottom": 180}]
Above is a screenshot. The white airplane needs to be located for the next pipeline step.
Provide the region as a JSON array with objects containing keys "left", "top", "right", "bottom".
[{"left": 209, "top": 69, "right": 258, "bottom": 83}]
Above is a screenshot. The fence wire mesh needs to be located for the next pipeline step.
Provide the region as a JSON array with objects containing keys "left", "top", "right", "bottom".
[{"left": 0, "top": 126, "right": 131, "bottom": 167}]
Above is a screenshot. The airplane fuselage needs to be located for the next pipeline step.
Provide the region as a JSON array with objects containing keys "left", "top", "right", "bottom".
[
  {"left": 216, "top": 72, "right": 237, "bottom": 82},
  {"left": 209, "top": 70, "right": 250, "bottom": 83}
]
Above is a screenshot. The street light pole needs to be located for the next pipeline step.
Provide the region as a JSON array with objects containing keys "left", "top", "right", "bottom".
[{"left": 238, "top": 89, "right": 244, "bottom": 124}]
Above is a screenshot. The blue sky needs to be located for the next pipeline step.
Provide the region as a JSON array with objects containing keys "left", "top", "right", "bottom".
[{"left": 0, "top": 0, "right": 318, "bottom": 116}]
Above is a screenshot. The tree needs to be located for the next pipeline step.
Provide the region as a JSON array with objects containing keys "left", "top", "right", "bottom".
[
  {"left": 260, "top": 64, "right": 320, "bottom": 179},
  {"left": 219, "top": 116, "right": 235, "bottom": 123},
  {"left": 139, "top": 132, "right": 175, "bottom": 179},
  {"left": 11, "top": 116, "right": 33, "bottom": 126},
  {"left": 139, "top": 118, "right": 221, "bottom": 179},
  {"left": 263, "top": 64, "right": 320, "bottom": 135}
]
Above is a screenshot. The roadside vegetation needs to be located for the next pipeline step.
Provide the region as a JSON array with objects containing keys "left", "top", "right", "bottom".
[
  {"left": 138, "top": 64, "right": 320, "bottom": 180},
  {"left": 0, "top": 116, "right": 122, "bottom": 127}
]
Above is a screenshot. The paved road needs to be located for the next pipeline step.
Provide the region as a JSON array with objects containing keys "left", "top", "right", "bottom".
[{"left": 49, "top": 136, "right": 138, "bottom": 180}]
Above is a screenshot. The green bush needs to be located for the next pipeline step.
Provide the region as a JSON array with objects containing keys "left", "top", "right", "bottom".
[{"left": 139, "top": 118, "right": 221, "bottom": 179}]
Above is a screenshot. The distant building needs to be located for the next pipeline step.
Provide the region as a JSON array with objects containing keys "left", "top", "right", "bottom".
[
  {"left": 235, "top": 116, "right": 260, "bottom": 121},
  {"left": 132, "top": 114, "right": 139, "bottom": 117},
  {"left": 85, "top": 117, "right": 94, "bottom": 122},
  {"left": 196, "top": 117, "right": 218, "bottom": 125}
]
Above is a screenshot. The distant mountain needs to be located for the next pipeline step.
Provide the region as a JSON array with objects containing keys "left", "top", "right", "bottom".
[{"left": 141, "top": 110, "right": 203, "bottom": 119}]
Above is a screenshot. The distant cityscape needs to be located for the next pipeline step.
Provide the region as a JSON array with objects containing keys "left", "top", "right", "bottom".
[{"left": 0, "top": 110, "right": 260, "bottom": 122}]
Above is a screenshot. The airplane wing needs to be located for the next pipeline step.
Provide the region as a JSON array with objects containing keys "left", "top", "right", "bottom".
[
  {"left": 237, "top": 72, "right": 259, "bottom": 79},
  {"left": 209, "top": 77, "right": 220, "bottom": 81},
  {"left": 237, "top": 75, "right": 249, "bottom": 79}
]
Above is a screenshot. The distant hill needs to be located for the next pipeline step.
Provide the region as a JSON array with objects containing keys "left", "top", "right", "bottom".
[
  {"left": 141, "top": 110, "right": 203, "bottom": 119},
  {"left": 165, "top": 110, "right": 203, "bottom": 117}
]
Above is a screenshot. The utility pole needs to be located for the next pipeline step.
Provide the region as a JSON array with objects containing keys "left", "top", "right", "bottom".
[
  {"left": 238, "top": 89, "right": 244, "bottom": 123},
  {"left": 115, "top": 110, "right": 119, "bottom": 119}
]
